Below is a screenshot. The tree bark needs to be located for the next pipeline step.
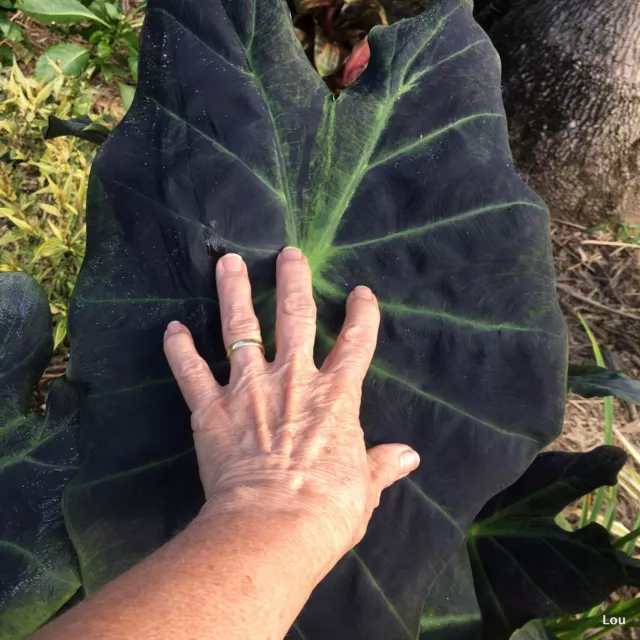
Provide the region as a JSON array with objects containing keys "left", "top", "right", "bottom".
[{"left": 487, "top": 0, "right": 640, "bottom": 225}]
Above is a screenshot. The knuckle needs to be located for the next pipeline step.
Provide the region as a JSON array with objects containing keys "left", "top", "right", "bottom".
[
  {"left": 282, "top": 292, "right": 317, "bottom": 319},
  {"left": 340, "top": 323, "right": 376, "bottom": 351},
  {"left": 225, "top": 306, "right": 260, "bottom": 337},
  {"left": 178, "top": 356, "right": 210, "bottom": 383}
]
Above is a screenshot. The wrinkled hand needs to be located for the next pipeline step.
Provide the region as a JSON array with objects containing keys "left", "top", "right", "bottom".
[{"left": 163, "top": 247, "right": 420, "bottom": 568}]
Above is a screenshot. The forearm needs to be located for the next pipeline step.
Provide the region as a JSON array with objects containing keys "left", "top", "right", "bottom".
[{"left": 33, "top": 498, "right": 330, "bottom": 640}]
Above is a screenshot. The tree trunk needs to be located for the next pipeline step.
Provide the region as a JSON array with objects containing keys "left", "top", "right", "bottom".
[{"left": 486, "top": 0, "right": 640, "bottom": 225}]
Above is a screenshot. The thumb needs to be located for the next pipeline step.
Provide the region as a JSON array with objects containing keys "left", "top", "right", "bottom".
[{"left": 367, "top": 443, "right": 421, "bottom": 494}]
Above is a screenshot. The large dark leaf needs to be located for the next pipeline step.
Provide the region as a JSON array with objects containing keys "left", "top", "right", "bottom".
[
  {"left": 0, "top": 272, "right": 81, "bottom": 638},
  {"left": 58, "top": 0, "right": 566, "bottom": 636},
  {"left": 468, "top": 446, "right": 640, "bottom": 639},
  {"left": 568, "top": 364, "right": 640, "bottom": 405},
  {"left": 43, "top": 115, "right": 111, "bottom": 146},
  {"left": 420, "top": 549, "right": 482, "bottom": 640},
  {"left": 509, "top": 621, "right": 558, "bottom": 640}
]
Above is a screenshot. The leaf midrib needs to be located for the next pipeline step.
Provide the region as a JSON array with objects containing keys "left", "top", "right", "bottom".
[{"left": 304, "top": 1, "right": 469, "bottom": 272}]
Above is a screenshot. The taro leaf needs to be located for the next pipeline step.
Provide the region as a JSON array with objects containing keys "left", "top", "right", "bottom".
[
  {"left": 568, "top": 364, "right": 640, "bottom": 405},
  {"left": 468, "top": 446, "right": 640, "bottom": 639},
  {"left": 0, "top": 272, "right": 81, "bottom": 638},
  {"left": 43, "top": 115, "right": 111, "bottom": 146},
  {"left": 420, "top": 549, "right": 482, "bottom": 640},
  {"left": 509, "top": 621, "right": 558, "bottom": 640},
  {"left": 59, "top": 0, "right": 566, "bottom": 636}
]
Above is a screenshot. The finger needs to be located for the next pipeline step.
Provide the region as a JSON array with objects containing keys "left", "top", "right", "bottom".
[
  {"left": 216, "top": 253, "right": 265, "bottom": 371},
  {"left": 274, "top": 247, "right": 317, "bottom": 365},
  {"left": 163, "top": 321, "right": 221, "bottom": 413},
  {"left": 320, "top": 286, "right": 380, "bottom": 381},
  {"left": 368, "top": 444, "right": 421, "bottom": 496}
]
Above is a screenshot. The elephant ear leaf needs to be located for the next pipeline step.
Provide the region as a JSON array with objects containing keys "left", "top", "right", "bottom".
[
  {"left": 420, "top": 548, "right": 482, "bottom": 640},
  {"left": 509, "top": 621, "right": 558, "bottom": 640},
  {"left": 468, "top": 446, "right": 640, "bottom": 639},
  {"left": 43, "top": 115, "right": 111, "bottom": 146},
  {"left": 0, "top": 272, "right": 81, "bottom": 638},
  {"left": 61, "top": 0, "right": 566, "bottom": 637},
  {"left": 568, "top": 364, "right": 640, "bottom": 405}
]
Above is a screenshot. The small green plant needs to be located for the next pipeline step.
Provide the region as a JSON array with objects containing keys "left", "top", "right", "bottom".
[{"left": 14, "top": 0, "right": 144, "bottom": 103}]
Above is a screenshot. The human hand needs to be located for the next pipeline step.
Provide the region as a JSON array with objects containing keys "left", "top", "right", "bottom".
[{"left": 163, "top": 247, "right": 420, "bottom": 571}]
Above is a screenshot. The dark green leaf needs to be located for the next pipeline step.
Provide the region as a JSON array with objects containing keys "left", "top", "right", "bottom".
[
  {"left": 35, "top": 43, "right": 90, "bottom": 83},
  {"left": 468, "top": 446, "right": 640, "bottom": 639},
  {"left": 16, "top": 0, "right": 110, "bottom": 26},
  {"left": 568, "top": 364, "right": 640, "bottom": 405},
  {"left": 420, "top": 549, "right": 482, "bottom": 640},
  {"left": 96, "top": 39, "right": 112, "bottom": 59},
  {"left": 43, "top": 114, "right": 111, "bottom": 145},
  {"left": 509, "top": 621, "right": 558, "bottom": 640},
  {"left": 0, "top": 44, "right": 14, "bottom": 64},
  {"left": 58, "top": 0, "right": 566, "bottom": 636},
  {"left": 88, "top": 28, "right": 105, "bottom": 43},
  {"left": 101, "top": 62, "right": 114, "bottom": 82},
  {"left": 0, "top": 272, "right": 81, "bottom": 638}
]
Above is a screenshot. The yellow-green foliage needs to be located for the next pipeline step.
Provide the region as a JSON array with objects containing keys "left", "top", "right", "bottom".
[{"left": 0, "top": 62, "right": 120, "bottom": 349}]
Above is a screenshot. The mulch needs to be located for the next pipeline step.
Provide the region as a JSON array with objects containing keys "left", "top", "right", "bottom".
[{"left": 551, "top": 219, "right": 640, "bottom": 529}]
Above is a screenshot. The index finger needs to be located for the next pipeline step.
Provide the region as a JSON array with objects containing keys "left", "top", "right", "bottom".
[{"left": 320, "top": 286, "right": 380, "bottom": 381}]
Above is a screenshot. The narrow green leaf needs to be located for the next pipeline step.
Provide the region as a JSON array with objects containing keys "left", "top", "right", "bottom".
[
  {"left": 35, "top": 43, "right": 90, "bottom": 83},
  {"left": 16, "top": 0, "right": 110, "bottom": 26},
  {"left": 576, "top": 315, "right": 614, "bottom": 527},
  {"left": 624, "top": 513, "right": 640, "bottom": 554},
  {"left": 615, "top": 523, "right": 640, "bottom": 550}
]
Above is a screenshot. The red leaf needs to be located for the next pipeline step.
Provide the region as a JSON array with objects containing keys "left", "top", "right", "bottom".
[{"left": 340, "top": 38, "right": 370, "bottom": 87}]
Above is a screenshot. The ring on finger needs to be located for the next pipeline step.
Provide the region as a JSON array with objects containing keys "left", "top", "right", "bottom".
[{"left": 226, "top": 339, "right": 265, "bottom": 360}]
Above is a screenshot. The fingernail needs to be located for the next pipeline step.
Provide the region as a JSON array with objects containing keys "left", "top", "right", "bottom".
[
  {"left": 353, "top": 286, "right": 373, "bottom": 300},
  {"left": 279, "top": 246, "right": 302, "bottom": 261},
  {"left": 400, "top": 450, "right": 420, "bottom": 474},
  {"left": 165, "top": 320, "right": 184, "bottom": 337},
  {"left": 219, "top": 253, "right": 243, "bottom": 274}
]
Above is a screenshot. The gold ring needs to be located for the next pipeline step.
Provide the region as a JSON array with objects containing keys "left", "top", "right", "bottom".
[{"left": 226, "top": 339, "right": 265, "bottom": 360}]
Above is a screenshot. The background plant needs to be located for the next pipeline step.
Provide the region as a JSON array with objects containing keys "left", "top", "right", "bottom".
[
  {"left": 0, "top": 61, "right": 118, "bottom": 348},
  {"left": 11, "top": 0, "right": 144, "bottom": 105}
]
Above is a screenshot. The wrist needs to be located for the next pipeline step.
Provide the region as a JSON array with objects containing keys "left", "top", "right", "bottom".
[{"left": 193, "top": 486, "right": 341, "bottom": 585}]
